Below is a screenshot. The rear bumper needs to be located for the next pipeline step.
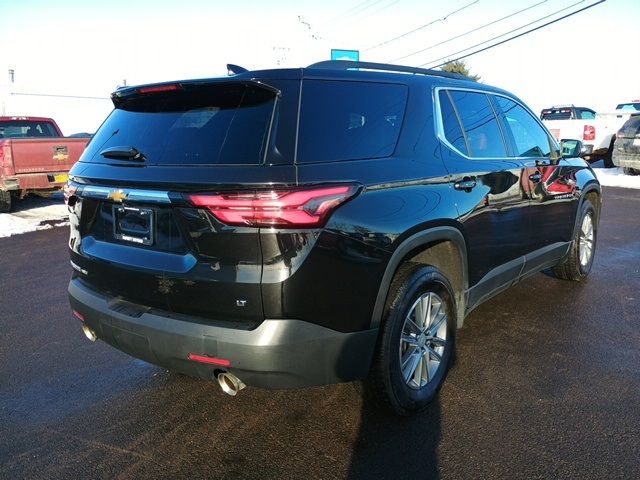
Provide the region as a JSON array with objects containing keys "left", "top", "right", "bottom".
[
  {"left": 68, "top": 278, "right": 378, "bottom": 389},
  {"left": 2, "top": 172, "right": 68, "bottom": 191},
  {"left": 612, "top": 151, "right": 640, "bottom": 169}
]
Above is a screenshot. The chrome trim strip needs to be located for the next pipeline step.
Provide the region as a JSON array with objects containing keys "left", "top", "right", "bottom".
[{"left": 79, "top": 185, "right": 171, "bottom": 204}]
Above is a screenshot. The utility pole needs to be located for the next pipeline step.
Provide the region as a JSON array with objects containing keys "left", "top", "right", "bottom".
[{"left": 1, "top": 69, "right": 15, "bottom": 115}]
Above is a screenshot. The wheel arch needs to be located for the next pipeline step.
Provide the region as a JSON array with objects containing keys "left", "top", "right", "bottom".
[
  {"left": 371, "top": 227, "right": 468, "bottom": 330},
  {"left": 579, "top": 182, "right": 602, "bottom": 225}
]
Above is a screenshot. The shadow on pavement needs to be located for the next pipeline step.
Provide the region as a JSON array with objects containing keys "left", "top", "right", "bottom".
[{"left": 346, "top": 387, "right": 441, "bottom": 480}]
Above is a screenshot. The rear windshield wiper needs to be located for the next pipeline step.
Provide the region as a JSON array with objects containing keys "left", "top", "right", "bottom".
[{"left": 100, "top": 146, "right": 146, "bottom": 162}]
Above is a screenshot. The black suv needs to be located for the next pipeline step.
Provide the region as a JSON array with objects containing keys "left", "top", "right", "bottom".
[{"left": 67, "top": 61, "right": 600, "bottom": 415}]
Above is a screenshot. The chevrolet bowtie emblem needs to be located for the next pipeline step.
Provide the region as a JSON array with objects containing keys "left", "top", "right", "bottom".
[{"left": 107, "top": 189, "right": 128, "bottom": 202}]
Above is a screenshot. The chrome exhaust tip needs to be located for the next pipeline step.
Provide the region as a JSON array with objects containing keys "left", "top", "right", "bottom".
[
  {"left": 82, "top": 325, "right": 97, "bottom": 342},
  {"left": 217, "top": 372, "right": 246, "bottom": 396}
]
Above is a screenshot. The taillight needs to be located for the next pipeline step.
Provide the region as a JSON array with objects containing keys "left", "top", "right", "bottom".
[
  {"left": 583, "top": 125, "right": 596, "bottom": 141},
  {"left": 188, "top": 185, "right": 359, "bottom": 228},
  {"left": 137, "top": 84, "right": 181, "bottom": 94}
]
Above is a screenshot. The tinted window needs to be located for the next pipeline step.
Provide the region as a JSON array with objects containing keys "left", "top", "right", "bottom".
[
  {"left": 616, "top": 103, "right": 640, "bottom": 111},
  {"left": 495, "top": 97, "right": 552, "bottom": 158},
  {"left": 540, "top": 109, "right": 572, "bottom": 120},
  {"left": 448, "top": 90, "right": 507, "bottom": 158},
  {"left": 579, "top": 109, "right": 596, "bottom": 119},
  {"left": 0, "top": 121, "right": 59, "bottom": 138},
  {"left": 439, "top": 91, "right": 468, "bottom": 156},
  {"left": 83, "top": 83, "right": 276, "bottom": 165},
  {"left": 618, "top": 115, "right": 640, "bottom": 138},
  {"left": 298, "top": 80, "right": 407, "bottom": 163}
]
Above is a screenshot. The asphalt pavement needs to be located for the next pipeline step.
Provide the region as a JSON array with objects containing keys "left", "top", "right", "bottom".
[{"left": 1, "top": 186, "right": 639, "bottom": 480}]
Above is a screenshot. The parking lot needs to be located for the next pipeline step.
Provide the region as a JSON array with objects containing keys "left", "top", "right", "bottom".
[{"left": 1, "top": 186, "right": 639, "bottom": 480}]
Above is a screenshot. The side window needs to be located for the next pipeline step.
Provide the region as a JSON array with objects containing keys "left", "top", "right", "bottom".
[
  {"left": 580, "top": 109, "right": 596, "bottom": 120},
  {"left": 494, "top": 96, "right": 552, "bottom": 158},
  {"left": 438, "top": 91, "right": 468, "bottom": 156},
  {"left": 298, "top": 80, "right": 407, "bottom": 163},
  {"left": 448, "top": 90, "right": 507, "bottom": 158}
]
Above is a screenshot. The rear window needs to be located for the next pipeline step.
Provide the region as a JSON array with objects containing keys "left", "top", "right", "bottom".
[
  {"left": 618, "top": 115, "right": 640, "bottom": 138},
  {"left": 297, "top": 80, "right": 407, "bottom": 163},
  {"left": 82, "top": 82, "right": 277, "bottom": 166},
  {"left": 540, "top": 109, "right": 573, "bottom": 120},
  {"left": 0, "top": 120, "right": 59, "bottom": 138},
  {"left": 616, "top": 103, "right": 640, "bottom": 111}
]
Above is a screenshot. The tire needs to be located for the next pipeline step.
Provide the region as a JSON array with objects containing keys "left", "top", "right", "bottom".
[
  {"left": 552, "top": 199, "right": 597, "bottom": 281},
  {"left": 367, "top": 263, "right": 456, "bottom": 415},
  {"left": 0, "top": 190, "right": 11, "bottom": 213},
  {"left": 603, "top": 138, "right": 615, "bottom": 168},
  {"left": 623, "top": 167, "right": 640, "bottom": 176}
]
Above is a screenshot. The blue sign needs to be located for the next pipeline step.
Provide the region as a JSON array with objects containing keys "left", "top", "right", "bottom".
[{"left": 331, "top": 49, "right": 360, "bottom": 62}]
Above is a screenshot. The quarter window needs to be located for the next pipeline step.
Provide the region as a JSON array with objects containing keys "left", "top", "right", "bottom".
[
  {"left": 446, "top": 90, "right": 507, "bottom": 158},
  {"left": 298, "top": 80, "right": 407, "bottom": 163},
  {"left": 495, "top": 97, "right": 552, "bottom": 158}
]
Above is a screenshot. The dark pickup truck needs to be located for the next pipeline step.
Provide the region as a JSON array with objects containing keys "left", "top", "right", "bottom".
[{"left": 0, "top": 116, "right": 90, "bottom": 212}]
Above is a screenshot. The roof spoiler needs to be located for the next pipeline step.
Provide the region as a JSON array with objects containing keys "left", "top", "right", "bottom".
[{"left": 227, "top": 64, "right": 249, "bottom": 75}]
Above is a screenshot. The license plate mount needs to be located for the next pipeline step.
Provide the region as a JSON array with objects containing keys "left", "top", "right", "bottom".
[{"left": 113, "top": 206, "right": 154, "bottom": 246}]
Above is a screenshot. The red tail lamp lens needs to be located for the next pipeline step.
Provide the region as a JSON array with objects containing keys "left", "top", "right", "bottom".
[
  {"left": 188, "top": 185, "right": 358, "bottom": 228},
  {"left": 583, "top": 125, "right": 596, "bottom": 141},
  {"left": 72, "top": 309, "right": 85, "bottom": 322},
  {"left": 187, "top": 353, "right": 231, "bottom": 367}
]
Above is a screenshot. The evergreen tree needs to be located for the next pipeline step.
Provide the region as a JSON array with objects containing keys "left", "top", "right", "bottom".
[{"left": 440, "top": 60, "right": 481, "bottom": 82}]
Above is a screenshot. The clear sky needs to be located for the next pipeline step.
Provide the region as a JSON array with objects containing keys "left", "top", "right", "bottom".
[{"left": 0, "top": 0, "right": 637, "bottom": 134}]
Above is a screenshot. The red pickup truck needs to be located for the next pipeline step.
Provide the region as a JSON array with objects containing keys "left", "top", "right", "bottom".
[{"left": 0, "top": 116, "right": 91, "bottom": 212}]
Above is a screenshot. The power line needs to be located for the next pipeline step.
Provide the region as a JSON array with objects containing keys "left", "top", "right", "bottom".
[
  {"left": 365, "top": 0, "right": 479, "bottom": 52},
  {"left": 423, "top": 0, "right": 606, "bottom": 69},
  {"left": 390, "top": 0, "right": 548, "bottom": 63},
  {"left": 419, "top": 0, "right": 588, "bottom": 67},
  {"left": 326, "top": 0, "right": 388, "bottom": 26},
  {"left": 354, "top": 0, "right": 401, "bottom": 24},
  {"left": 320, "top": 0, "right": 374, "bottom": 25}
]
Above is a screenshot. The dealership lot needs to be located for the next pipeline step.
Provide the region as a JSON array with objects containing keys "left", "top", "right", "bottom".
[{"left": 1, "top": 186, "right": 639, "bottom": 479}]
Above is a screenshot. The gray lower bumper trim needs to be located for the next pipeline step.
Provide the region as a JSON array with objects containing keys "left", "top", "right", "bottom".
[{"left": 68, "top": 279, "right": 378, "bottom": 389}]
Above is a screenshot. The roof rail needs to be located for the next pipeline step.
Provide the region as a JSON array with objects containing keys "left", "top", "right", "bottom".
[{"left": 306, "top": 60, "right": 469, "bottom": 81}]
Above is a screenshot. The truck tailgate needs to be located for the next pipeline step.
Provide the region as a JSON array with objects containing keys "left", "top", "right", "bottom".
[{"left": 9, "top": 138, "right": 89, "bottom": 174}]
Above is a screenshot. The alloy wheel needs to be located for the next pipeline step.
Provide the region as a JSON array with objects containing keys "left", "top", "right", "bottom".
[
  {"left": 399, "top": 292, "right": 448, "bottom": 389},
  {"left": 579, "top": 213, "right": 594, "bottom": 267}
]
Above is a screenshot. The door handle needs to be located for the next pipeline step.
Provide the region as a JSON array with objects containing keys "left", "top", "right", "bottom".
[
  {"left": 528, "top": 171, "right": 543, "bottom": 183},
  {"left": 454, "top": 177, "right": 476, "bottom": 192}
]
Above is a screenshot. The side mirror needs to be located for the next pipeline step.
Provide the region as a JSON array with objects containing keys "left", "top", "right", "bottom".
[{"left": 560, "top": 139, "right": 584, "bottom": 158}]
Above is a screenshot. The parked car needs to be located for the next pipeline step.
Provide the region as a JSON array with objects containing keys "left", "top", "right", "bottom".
[
  {"left": 615, "top": 100, "right": 640, "bottom": 112},
  {"left": 66, "top": 61, "right": 600, "bottom": 415},
  {"left": 540, "top": 105, "right": 596, "bottom": 120},
  {"left": 0, "top": 116, "right": 91, "bottom": 212},
  {"left": 612, "top": 113, "right": 640, "bottom": 175},
  {"left": 541, "top": 105, "right": 636, "bottom": 167}
]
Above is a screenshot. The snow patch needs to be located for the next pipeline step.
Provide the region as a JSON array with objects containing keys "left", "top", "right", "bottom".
[
  {"left": 0, "top": 193, "right": 69, "bottom": 238},
  {"left": 591, "top": 161, "right": 640, "bottom": 190}
]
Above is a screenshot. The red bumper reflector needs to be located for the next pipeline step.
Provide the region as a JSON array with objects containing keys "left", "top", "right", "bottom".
[
  {"left": 187, "top": 353, "right": 231, "bottom": 367},
  {"left": 72, "top": 309, "right": 85, "bottom": 322}
]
